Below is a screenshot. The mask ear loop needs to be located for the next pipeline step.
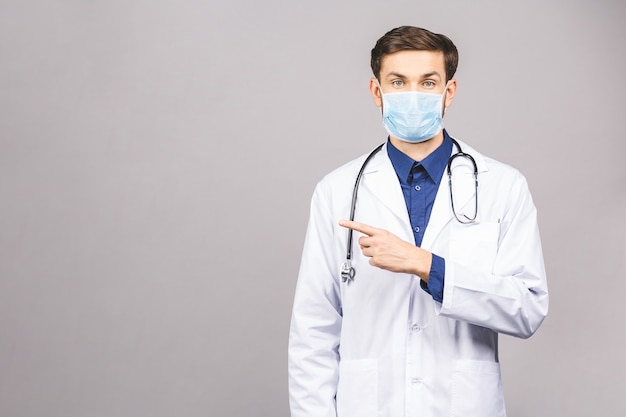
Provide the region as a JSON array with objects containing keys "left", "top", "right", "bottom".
[
  {"left": 376, "top": 79, "right": 385, "bottom": 115},
  {"left": 441, "top": 80, "right": 451, "bottom": 117}
]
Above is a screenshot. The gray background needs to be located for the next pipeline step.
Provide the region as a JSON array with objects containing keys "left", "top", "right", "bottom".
[{"left": 0, "top": 0, "right": 624, "bottom": 416}]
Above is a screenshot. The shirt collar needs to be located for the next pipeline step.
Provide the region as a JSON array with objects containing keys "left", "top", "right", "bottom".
[{"left": 387, "top": 130, "right": 454, "bottom": 183}]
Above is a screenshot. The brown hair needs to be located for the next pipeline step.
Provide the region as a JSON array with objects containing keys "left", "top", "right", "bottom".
[{"left": 370, "top": 26, "right": 459, "bottom": 82}]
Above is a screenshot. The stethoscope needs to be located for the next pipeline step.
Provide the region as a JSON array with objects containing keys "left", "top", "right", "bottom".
[{"left": 340, "top": 138, "right": 478, "bottom": 283}]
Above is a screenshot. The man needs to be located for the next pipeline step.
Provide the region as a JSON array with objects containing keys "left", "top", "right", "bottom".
[{"left": 288, "top": 26, "right": 548, "bottom": 417}]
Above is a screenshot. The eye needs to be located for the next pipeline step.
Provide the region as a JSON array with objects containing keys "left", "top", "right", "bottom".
[
  {"left": 391, "top": 80, "right": 404, "bottom": 88},
  {"left": 423, "top": 80, "right": 436, "bottom": 88}
]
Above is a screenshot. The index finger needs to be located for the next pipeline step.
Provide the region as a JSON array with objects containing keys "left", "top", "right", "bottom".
[{"left": 338, "top": 220, "right": 379, "bottom": 236}]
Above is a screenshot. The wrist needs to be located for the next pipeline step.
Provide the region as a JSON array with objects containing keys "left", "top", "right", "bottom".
[{"left": 413, "top": 248, "right": 432, "bottom": 282}]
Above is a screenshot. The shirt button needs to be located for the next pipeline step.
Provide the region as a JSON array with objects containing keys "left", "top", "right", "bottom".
[
  {"left": 414, "top": 185, "right": 421, "bottom": 191},
  {"left": 414, "top": 226, "right": 420, "bottom": 233}
]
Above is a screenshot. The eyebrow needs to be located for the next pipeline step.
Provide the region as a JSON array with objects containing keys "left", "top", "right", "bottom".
[
  {"left": 384, "top": 71, "right": 442, "bottom": 80},
  {"left": 422, "top": 71, "right": 442, "bottom": 80},
  {"left": 385, "top": 72, "right": 405, "bottom": 78}
]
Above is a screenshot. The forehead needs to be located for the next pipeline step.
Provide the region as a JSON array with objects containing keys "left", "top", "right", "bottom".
[{"left": 380, "top": 50, "right": 445, "bottom": 78}]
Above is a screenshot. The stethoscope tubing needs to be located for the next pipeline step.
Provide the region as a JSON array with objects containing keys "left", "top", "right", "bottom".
[
  {"left": 345, "top": 143, "right": 384, "bottom": 263},
  {"left": 342, "top": 138, "right": 478, "bottom": 283}
]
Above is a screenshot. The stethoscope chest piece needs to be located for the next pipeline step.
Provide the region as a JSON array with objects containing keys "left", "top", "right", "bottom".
[{"left": 340, "top": 262, "right": 356, "bottom": 283}]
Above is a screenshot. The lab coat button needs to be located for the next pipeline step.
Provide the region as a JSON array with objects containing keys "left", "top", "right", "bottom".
[
  {"left": 411, "top": 324, "right": 421, "bottom": 333},
  {"left": 411, "top": 378, "right": 422, "bottom": 384}
]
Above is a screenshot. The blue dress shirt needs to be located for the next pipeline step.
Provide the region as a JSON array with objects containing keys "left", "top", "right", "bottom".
[{"left": 387, "top": 131, "right": 453, "bottom": 302}]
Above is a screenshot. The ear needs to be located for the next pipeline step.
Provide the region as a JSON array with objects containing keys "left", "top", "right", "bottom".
[
  {"left": 443, "top": 78, "right": 457, "bottom": 109},
  {"left": 369, "top": 77, "right": 383, "bottom": 107}
]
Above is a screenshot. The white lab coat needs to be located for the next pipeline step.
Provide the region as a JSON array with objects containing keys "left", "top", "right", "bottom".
[{"left": 288, "top": 139, "right": 548, "bottom": 417}]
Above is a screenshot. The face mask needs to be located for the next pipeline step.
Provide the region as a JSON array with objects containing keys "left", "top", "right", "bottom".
[{"left": 380, "top": 84, "right": 447, "bottom": 143}]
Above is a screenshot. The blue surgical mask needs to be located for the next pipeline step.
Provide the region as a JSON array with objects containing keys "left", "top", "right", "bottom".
[{"left": 380, "top": 84, "right": 448, "bottom": 143}]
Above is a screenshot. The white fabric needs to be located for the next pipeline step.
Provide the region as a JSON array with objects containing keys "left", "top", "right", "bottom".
[{"left": 288, "top": 139, "right": 549, "bottom": 417}]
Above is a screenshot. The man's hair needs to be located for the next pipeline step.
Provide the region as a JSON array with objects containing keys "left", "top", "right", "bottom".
[{"left": 371, "top": 26, "right": 459, "bottom": 82}]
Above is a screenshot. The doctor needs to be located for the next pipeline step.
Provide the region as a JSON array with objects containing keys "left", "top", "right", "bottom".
[{"left": 288, "top": 26, "right": 548, "bottom": 417}]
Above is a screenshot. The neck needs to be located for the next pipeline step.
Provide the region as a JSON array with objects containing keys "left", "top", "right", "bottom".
[{"left": 389, "top": 130, "right": 445, "bottom": 162}]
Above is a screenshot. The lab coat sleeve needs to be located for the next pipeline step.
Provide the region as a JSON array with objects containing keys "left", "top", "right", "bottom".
[
  {"left": 437, "top": 170, "right": 549, "bottom": 339},
  {"left": 288, "top": 182, "right": 342, "bottom": 417}
]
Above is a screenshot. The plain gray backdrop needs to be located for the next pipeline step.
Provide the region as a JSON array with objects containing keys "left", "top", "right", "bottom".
[{"left": 1, "top": 0, "right": 625, "bottom": 416}]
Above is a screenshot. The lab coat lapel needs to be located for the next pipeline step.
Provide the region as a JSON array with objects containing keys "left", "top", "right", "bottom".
[{"left": 359, "top": 144, "right": 411, "bottom": 229}]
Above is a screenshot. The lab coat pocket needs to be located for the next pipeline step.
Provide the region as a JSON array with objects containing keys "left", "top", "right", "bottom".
[
  {"left": 450, "top": 222, "right": 500, "bottom": 271},
  {"left": 336, "top": 359, "right": 377, "bottom": 417},
  {"left": 451, "top": 360, "right": 505, "bottom": 417}
]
